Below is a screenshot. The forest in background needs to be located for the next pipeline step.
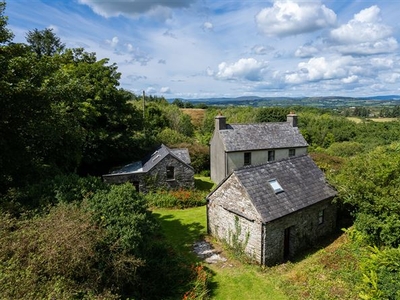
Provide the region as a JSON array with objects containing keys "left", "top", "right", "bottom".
[{"left": 1, "top": 2, "right": 400, "bottom": 299}]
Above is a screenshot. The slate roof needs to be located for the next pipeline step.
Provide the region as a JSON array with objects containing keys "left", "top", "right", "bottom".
[
  {"left": 104, "top": 144, "right": 192, "bottom": 176},
  {"left": 218, "top": 123, "right": 308, "bottom": 152},
  {"left": 228, "top": 155, "right": 336, "bottom": 223}
]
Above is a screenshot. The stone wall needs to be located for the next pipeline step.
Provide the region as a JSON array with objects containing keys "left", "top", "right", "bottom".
[
  {"left": 207, "top": 174, "right": 263, "bottom": 263},
  {"left": 263, "top": 198, "right": 337, "bottom": 265}
]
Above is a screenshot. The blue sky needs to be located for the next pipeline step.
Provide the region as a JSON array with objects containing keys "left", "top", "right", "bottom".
[{"left": 5, "top": 0, "right": 400, "bottom": 99}]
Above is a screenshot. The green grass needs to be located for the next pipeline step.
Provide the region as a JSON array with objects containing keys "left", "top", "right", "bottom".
[
  {"left": 194, "top": 175, "right": 216, "bottom": 192},
  {"left": 153, "top": 206, "right": 361, "bottom": 300},
  {"left": 153, "top": 206, "right": 207, "bottom": 262}
]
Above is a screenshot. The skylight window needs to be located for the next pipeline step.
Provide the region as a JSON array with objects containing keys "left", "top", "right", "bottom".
[{"left": 268, "top": 179, "right": 284, "bottom": 193}]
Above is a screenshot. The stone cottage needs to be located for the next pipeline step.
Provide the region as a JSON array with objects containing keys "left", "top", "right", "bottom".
[
  {"left": 207, "top": 154, "right": 337, "bottom": 266},
  {"left": 103, "top": 144, "right": 194, "bottom": 193},
  {"left": 210, "top": 113, "right": 308, "bottom": 184}
]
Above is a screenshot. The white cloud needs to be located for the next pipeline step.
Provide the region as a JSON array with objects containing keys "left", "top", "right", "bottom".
[
  {"left": 285, "top": 56, "right": 352, "bottom": 84},
  {"left": 370, "top": 57, "right": 394, "bottom": 69},
  {"left": 203, "top": 22, "right": 213, "bottom": 31},
  {"left": 214, "top": 58, "right": 268, "bottom": 81},
  {"left": 48, "top": 25, "right": 59, "bottom": 33},
  {"left": 384, "top": 73, "right": 400, "bottom": 83},
  {"left": 252, "top": 45, "right": 274, "bottom": 55},
  {"left": 106, "top": 36, "right": 119, "bottom": 48},
  {"left": 342, "top": 75, "right": 358, "bottom": 84},
  {"left": 295, "top": 45, "right": 320, "bottom": 58},
  {"left": 330, "top": 6, "right": 398, "bottom": 55},
  {"left": 78, "top": 0, "right": 196, "bottom": 20},
  {"left": 255, "top": 0, "right": 336, "bottom": 37},
  {"left": 160, "top": 86, "right": 172, "bottom": 93}
]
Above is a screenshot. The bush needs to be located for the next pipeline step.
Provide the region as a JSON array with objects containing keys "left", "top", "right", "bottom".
[
  {"left": 0, "top": 174, "right": 106, "bottom": 215},
  {"left": 326, "top": 141, "right": 365, "bottom": 157},
  {"left": 145, "top": 189, "right": 207, "bottom": 209},
  {"left": 0, "top": 203, "right": 118, "bottom": 299},
  {"left": 359, "top": 246, "right": 400, "bottom": 300}
]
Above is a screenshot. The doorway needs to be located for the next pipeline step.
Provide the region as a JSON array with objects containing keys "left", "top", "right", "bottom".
[{"left": 284, "top": 226, "right": 293, "bottom": 261}]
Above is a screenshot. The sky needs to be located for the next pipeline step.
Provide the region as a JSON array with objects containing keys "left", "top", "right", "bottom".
[{"left": 5, "top": 0, "right": 400, "bottom": 99}]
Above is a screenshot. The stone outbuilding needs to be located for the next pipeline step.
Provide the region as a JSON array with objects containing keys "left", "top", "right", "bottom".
[
  {"left": 103, "top": 144, "right": 194, "bottom": 193},
  {"left": 207, "top": 154, "right": 337, "bottom": 266},
  {"left": 210, "top": 114, "right": 308, "bottom": 184}
]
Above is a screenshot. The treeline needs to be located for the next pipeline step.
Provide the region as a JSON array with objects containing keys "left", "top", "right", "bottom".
[
  {"left": 1, "top": 3, "right": 208, "bottom": 299},
  {"left": 201, "top": 106, "right": 400, "bottom": 299},
  {"left": 2, "top": 1, "right": 400, "bottom": 297}
]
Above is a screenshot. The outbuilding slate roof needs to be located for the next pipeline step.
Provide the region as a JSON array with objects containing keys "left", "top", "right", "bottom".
[
  {"left": 218, "top": 123, "right": 308, "bottom": 152},
  {"left": 104, "top": 144, "right": 192, "bottom": 176},
  {"left": 232, "top": 154, "right": 336, "bottom": 223}
]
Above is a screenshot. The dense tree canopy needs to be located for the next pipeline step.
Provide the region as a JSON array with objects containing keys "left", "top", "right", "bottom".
[{"left": 26, "top": 28, "right": 65, "bottom": 57}]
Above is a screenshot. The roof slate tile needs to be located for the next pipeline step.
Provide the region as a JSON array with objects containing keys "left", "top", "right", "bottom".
[{"left": 233, "top": 155, "right": 336, "bottom": 223}]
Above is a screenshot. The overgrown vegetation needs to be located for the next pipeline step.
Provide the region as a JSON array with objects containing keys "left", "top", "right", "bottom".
[{"left": 2, "top": 1, "right": 400, "bottom": 298}]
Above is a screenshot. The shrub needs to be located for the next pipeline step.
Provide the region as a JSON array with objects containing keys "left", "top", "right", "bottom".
[
  {"left": 183, "top": 264, "right": 211, "bottom": 300},
  {"left": 0, "top": 203, "right": 118, "bottom": 299},
  {"left": 145, "top": 189, "right": 207, "bottom": 209},
  {"left": 359, "top": 246, "right": 400, "bottom": 300}
]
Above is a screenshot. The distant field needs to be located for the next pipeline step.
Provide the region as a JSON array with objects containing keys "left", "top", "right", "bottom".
[
  {"left": 347, "top": 117, "right": 398, "bottom": 123},
  {"left": 181, "top": 108, "right": 206, "bottom": 127}
]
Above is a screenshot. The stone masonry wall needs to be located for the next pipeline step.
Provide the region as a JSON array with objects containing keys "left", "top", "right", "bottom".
[
  {"left": 263, "top": 198, "right": 337, "bottom": 266},
  {"left": 207, "top": 174, "right": 263, "bottom": 263}
]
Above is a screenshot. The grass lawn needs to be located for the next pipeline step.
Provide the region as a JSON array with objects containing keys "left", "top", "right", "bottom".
[
  {"left": 153, "top": 206, "right": 288, "bottom": 299},
  {"left": 153, "top": 206, "right": 361, "bottom": 300}
]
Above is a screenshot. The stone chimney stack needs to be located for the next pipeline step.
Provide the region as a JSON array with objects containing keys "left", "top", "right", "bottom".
[
  {"left": 287, "top": 112, "right": 298, "bottom": 127},
  {"left": 215, "top": 115, "right": 226, "bottom": 130}
]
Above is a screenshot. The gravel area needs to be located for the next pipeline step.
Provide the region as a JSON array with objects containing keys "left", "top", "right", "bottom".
[{"left": 193, "top": 240, "right": 227, "bottom": 264}]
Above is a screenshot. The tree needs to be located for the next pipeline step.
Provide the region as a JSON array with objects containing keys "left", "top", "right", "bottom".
[
  {"left": 26, "top": 28, "right": 65, "bottom": 57},
  {"left": 0, "top": 1, "right": 13, "bottom": 44},
  {"left": 334, "top": 143, "right": 400, "bottom": 247},
  {"left": 255, "top": 107, "right": 289, "bottom": 123}
]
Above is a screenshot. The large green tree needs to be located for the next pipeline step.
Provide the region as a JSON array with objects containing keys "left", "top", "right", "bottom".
[
  {"left": 0, "top": 1, "right": 13, "bottom": 44},
  {"left": 334, "top": 142, "right": 400, "bottom": 247},
  {"left": 26, "top": 28, "right": 65, "bottom": 57}
]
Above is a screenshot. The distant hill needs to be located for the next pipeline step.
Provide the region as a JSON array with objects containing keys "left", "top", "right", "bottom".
[{"left": 169, "top": 95, "right": 400, "bottom": 108}]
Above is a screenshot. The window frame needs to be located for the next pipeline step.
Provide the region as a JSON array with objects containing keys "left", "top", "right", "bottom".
[
  {"left": 268, "top": 150, "right": 275, "bottom": 162},
  {"left": 318, "top": 209, "right": 325, "bottom": 225},
  {"left": 244, "top": 152, "right": 252, "bottom": 166},
  {"left": 166, "top": 166, "right": 175, "bottom": 180},
  {"left": 268, "top": 178, "right": 284, "bottom": 194},
  {"left": 289, "top": 148, "right": 296, "bottom": 157}
]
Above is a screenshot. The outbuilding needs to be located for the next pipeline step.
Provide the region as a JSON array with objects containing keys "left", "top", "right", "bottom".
[
  {"left": 207, "top": 154, "right": 337, "bottom": 265},
  {"left": 103, "top": 144, "right": 194, "bottom": 193}
]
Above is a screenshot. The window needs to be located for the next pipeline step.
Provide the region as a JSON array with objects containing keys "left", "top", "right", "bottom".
[
  {"left": 268, "top": 179, "right": 284, "bottom": 193},
  {"left": 318, "top": 210, "right": 325, "bottom": 225},
  {"left": 166, "top": 166, "right": 175, "bottom": 180},
  {"left": 131, "top": 181, "right": 140, "bottom": 192},
  {"left": 244, "top": 152, "right": 251, "bottom": 166},
  {"left": 289, "top": 149, "right": 296, "bottom": 157},
  {"left": 268, "top": 150, "right": 275, "bottom": 161}
]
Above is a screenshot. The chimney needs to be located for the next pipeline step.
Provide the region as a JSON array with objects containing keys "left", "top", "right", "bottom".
[
  {"left": 287, "top": 112, "right": 298, "bottom": 127},
  {"left": 215, "top": 115, "right": 226, "bottom": 130}
]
